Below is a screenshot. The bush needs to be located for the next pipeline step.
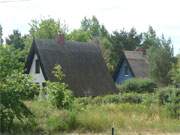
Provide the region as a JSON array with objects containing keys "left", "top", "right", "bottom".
[
  {"left": 0, "top": 88, "right": 33, "bottom": 133},
  {"left": 45, "top": 81, "right": 74, "bottom": 109},
  {"left": 120, "top": 93, "right": 143, "bottom": 103},
  {"left": 158, "top": 87, "right": 180, "bottom": 118},
  {"left": 45, "top": 65, "right": 74, "bottom": 109},
  {"left": 3, "top": 72, "right": 39, "bottom": 100},
  {"left": 0, "top": 73, "right": 37, "bottom": 133},
  {"left": 118, "top": 78, "right": 157, "bottom": 93},
  {"left": 76, "top": 93, "right": 155, "bottom": 105},
  {"left": 47, "top": 110, "right": 77, "bottom": 131}
]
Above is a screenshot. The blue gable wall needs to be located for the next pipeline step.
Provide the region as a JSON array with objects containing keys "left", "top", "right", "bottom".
[{"left": 115, "top": 59, "right": 134, "bottom": 84}]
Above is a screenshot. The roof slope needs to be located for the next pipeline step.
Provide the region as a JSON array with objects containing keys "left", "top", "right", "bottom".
[
  {"left": 124, "top": 51, "right": 149, "bottom": 78},
  {"left": 25, "top": 39, "right": 117, "bottom": 96},
  {"left": 113, "top": 51, "right": 149, "bottom": 80}
]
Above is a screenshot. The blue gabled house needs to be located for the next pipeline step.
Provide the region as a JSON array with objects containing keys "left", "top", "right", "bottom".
[{"left": 113, "top": 50, "right": 149, "bottom": 84}]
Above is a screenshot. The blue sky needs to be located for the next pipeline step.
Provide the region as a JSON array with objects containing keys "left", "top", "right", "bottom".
[{"left": 0, "top": 0, "right": 179, "bottom": 55}]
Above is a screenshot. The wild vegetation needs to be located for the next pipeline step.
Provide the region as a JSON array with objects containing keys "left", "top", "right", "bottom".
[{"left": 0, "top": 17, "right": 180, "bottom": 134}]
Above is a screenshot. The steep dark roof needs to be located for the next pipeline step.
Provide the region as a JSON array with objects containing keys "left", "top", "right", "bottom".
[
  {"left": 113, "top": 51, "right": 149, "bottom": 80},
  {"left": 25, "top": 39, "right": 117, "bottom": 96}
]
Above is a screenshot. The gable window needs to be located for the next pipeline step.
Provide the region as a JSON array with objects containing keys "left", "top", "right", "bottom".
[
  {"left": 124, "top": 65, "right": 129, "bottom": 76},
  {"left": 35, "top": 59, "right": 40, "bottom": 73}
]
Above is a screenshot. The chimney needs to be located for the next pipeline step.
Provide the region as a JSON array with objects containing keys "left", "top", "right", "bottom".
[
  {"left": 135, "top": 47, "right": 146, "bottom": 55},
  {"left": 56, "top": 34, "right": 65, "bottom": 45}
]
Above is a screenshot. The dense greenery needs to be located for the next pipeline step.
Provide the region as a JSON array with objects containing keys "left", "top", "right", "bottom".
[
  {"left": 8, "top": 98, "right": 179, "bottom": 134},
  {"left": 0, "top": 24, "right": 3, "bottom": 45},
  {"left": 147, "top": 36, "right": 174, "bottom": 85},
  {"left": 44, "top": 65, "right": 74, "bottom": 109},
  {"left": 171, "top": 54, "right": 180, "bottom": 85},
  {"left": 0, "top": 72, "right": 38, "bottom": 132},
  {"left": 29, "top": 18, "right": 67, "bottom": 39},
  {"left": 158, "top": 87, "right": 180, "bottom": 118},
  {"left": 6, "top": 30, "right": 25, "bottom": 50},
  {"left": 0, "top": 17, "right": 179, "bottom": 134},
  {"left": 0, "top": 46, "right": 24, "bottom": 81},
  {"left": 118, "top": 78, "right": 157, "bottom": 93}
]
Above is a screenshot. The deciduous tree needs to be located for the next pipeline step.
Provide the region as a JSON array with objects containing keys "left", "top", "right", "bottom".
[
  {"left": 147, "top": 35, "right": 174, "bottom": 85},
  {"left": 29, "top": 18, "right": 67, "bottom": 39},
  {"left": 6, "top": 30, "right": 25, "bottom": 50}
]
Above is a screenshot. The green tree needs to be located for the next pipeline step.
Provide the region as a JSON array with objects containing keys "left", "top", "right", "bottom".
[
  {"left": 0, "top": 46, "right": 24, "bottom": 82},
  {"left": 171, "top": 54, "right": 180, "bottom": 84},
  {"left": 0, "top": 24, "right": 3, "bottom": 45},
  {"left": 6, "top": 30, "right": 25, "bottom": 50},
  {"left": 0, "top": 46, "right": 37, "bottom": 132},
  {"left": 142, "top": 26, "right": 160, "bottom": 49},
  {"left": 67, "top": 29, "right": 91, "bottom": 42},
  {"left": 109, "top": 28, "right": 142, "bottom": 71},
  {"left": 80, "top": 16, "right": 109, "bottom": 38},
  {"left": 0, "top": 72, "right": 37, "bottom": 132},
  {"left": 147, "top": 35, "right": 174, "bottom": 85},
  {"left": 29, "top": 18, "right": 67, "bottom": 39}
]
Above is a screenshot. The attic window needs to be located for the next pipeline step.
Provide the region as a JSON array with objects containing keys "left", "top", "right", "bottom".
[
  {"left": 124, "top": 65, "right": 128, "bottom": 76},
  {"left": 35, "top": 59, "right": 40, "bottom": 73}
]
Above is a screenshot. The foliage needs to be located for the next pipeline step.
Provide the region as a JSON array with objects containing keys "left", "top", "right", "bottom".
[
  {"left": 76, "top": 93, "right": 157, "bottom": 105},
  {"left": 0, "top": 72, "right": 36, "bottom": 133},
  {"left": 109, "top": 28, "right": 142, "bottom": 71},
  {"left": 47, "top": 110, "right": 77, "bottom": 131},
  {"left": 147, "top": 36, "right": 174, "bottom": 85},
  {"left": 142, "top": 26, "right": 160, "bottom": 49},
  {"left": 67, "top": 29, "right": 91, "bottom": 42},
  {"left": 0, "top": 24, "right": 3, "bottom": 45},
  {"left": 0, "top": 46, "right": 24, "bottom": 82},
  {"left": 4, "top": 72, "right": 39, "bottom": 100},
  {"left": 68, "top": 16, "right": 109, "bottom": 42},
  {"left": 29, "top": 18, "right": 67, "bottom": 39},
  {"left": 158, "top": 87, "right": 180, "bottom": 118},
  {"left": 23, "top": 100, "right": 180, "bottom": 133},
  {"left": 118, "top": 78, "right": 157, "bottom": 93},
  {"left": 171, "top": 54, "right": 180, "bottom": 85},
  {"left": 81, "top": 16, "right": 104, "bottom": 37},
  {"left": 45, "top": 65, "right": 74, "bottom": 109},
  {"left": 6, "top": 30, "right": 25, "bottom": 50}
]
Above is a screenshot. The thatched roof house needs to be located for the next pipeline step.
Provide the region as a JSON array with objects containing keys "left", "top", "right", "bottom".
[
  {"left": 25, "top": 37, "right": 117, "bottom": 96},
  {"left": 113, "top": 50, "right": 149, "bottom": 84}
]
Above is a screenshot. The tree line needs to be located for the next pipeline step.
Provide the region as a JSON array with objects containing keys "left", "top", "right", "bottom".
[
  {"left": 0, "top": 16, "right": 180, "bottom": 133},
  {"left": 0, "top": 16, "right": 179, "bottom": 86}
]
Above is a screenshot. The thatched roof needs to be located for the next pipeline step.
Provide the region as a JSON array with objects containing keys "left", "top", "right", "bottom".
[
  {"left": 25, "top": 39, "right": 117, "bottom": 96},
  {"left": 113, "top": 51, "right": 149, "bottom": 79}
]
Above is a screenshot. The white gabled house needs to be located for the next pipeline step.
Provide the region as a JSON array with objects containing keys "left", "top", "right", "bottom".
[{"left": 25, "top": 37, "right": 117, "bottom": 96}]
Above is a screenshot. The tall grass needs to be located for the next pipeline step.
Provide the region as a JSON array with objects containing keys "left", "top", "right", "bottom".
[{"left": 21, "top": 100, "right": 180, "bottom": 134}]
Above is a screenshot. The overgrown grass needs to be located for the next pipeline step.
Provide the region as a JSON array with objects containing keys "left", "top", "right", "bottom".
[{"left": 18, "top": 100, "right": 180, "bottom": 134}]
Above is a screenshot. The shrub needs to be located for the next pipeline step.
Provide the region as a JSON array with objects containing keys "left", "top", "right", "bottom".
[
  {"left": 47, "top": 110, "right": 77, "bottom": 131},
  {"left": 158, "top": 87, "right": 180, "bottom": 118},
  {"left": 118, "top": 78, "right": 157, "bottom": 93},
  {"left": 3, "top": 72, "right": 39, "bottom": 100},
  {"left": 0, "top": 72, "right": 37, "bottom": 133},
  {"left": 45, "top": 65, "right": 74, "bottom": 109},
  {"left": 76, "top": 93, "right": 154, "bottom": 105},
  {"left": 0, "top": 87, "right": 33, "bottom": 133},
  {"left": 45, "top": 81, "right": 74, "bottom": 109},
  {"left": 120, "top": 93, "right": 143, "bottom": 103}
]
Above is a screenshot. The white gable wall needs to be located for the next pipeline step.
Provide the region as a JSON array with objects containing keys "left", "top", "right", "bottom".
[{"left": 29, "top": 54, "right": 45, "bottom": 85}]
